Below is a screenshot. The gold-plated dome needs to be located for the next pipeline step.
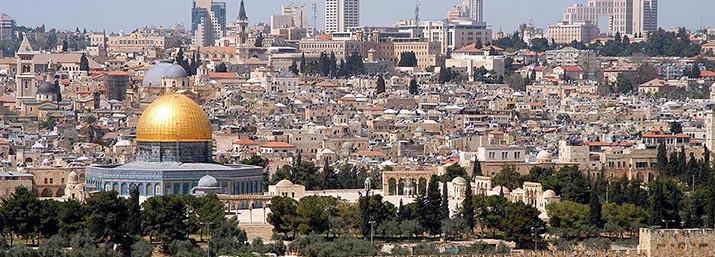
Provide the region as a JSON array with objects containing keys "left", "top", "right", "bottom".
[{"left": 136, "top": 94, "right": 212, "bottom": 142}]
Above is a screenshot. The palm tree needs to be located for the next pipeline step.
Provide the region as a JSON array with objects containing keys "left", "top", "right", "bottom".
[{"left": 83, "top": 115, "right": 102, "bottom": 143}]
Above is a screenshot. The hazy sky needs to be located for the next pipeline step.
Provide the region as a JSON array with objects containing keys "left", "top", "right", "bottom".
[{"left": 1, "top": 0, "right": 712, "bottom": 33}]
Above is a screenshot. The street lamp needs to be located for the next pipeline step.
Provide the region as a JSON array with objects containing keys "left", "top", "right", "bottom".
[
  {"left": 201, "top": 221, "right": 215, "bottom": 257},
  {"left": 530, "top": 227, "right": 544, "bottom": 251},
  {"left": 369, "top": 220, "right": 376, "bottom": 246},
  {"left": 662, "top": 219, "right": 675, "bottom": 229}
]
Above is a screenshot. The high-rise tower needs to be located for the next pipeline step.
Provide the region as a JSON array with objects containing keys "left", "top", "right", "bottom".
[
  {"left": 461, "top": 0, "right": 484, "bottom": 22},
  {"left": 325, "top": 0, "right": 360, "bottom": 33},
  {"left": 191, "top": 0, "right": 227, "bottom": 46}
]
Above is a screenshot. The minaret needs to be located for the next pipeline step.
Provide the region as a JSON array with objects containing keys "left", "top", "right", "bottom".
[
  {"left": 16, "top": 34, "right": 36, "bottom": 104},
  {"left": 236, "top": 0, "right": 249, "bottom": 46}
]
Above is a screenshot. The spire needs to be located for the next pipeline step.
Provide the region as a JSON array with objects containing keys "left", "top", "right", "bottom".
[
  {"left": 18, "top": 33, "right": 34, "bottom": 53},
  {"left": 238, "top": 0, "right": 248, "bottom": 21}
]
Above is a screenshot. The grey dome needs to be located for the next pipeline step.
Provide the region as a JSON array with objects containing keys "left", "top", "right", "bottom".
[
  {"left": 197, "top": 175, "right": 219, "bottom": 188},
  {"left": 37, "top": 81, "right": 56, "bottom": 95},
  {"left": 404, "top": 181, "right": 415, "bottom": 188},
  {"left": 142, "top": 63, "right": 188, "bottom": 87}
]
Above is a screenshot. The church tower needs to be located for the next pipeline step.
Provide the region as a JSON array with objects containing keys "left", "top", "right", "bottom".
[
  {"left": 236, "top": 0, "right": 249, "bottom": 46},
  {"left": 706, "top": 82, "right": 715, "bottom": 150},
  {"left": 16, "top": 34, "right": 36, "bottom": 104}
]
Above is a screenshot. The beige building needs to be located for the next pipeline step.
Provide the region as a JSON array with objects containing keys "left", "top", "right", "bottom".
[
  {"left": 395, "top": 18, "right": 493, "bottom": 54},
  {"left": 107, "top": 32, "right": 177, "bottom": 52},
  {"left": 268, "top": 179, "right": 305, "bottom": 198},
  {"left": 0, "top": 172, "right": 33, "bottom": 199},
  {"left": 548, "top": 20, "right": 599, "bottom": 44}
]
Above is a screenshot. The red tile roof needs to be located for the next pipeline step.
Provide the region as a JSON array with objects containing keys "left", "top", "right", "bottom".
[
  {"left": 559, "top": 65, "right": 584, "bottom": 72},
  {"left": 261, "top": 142, "right": 296, "bottom": 148},
  {"left": 234, "top": 138, "right": 259, "bottom": 145},
  {"left": 355, "top": 150, "right": 385, "bottom": 157}
]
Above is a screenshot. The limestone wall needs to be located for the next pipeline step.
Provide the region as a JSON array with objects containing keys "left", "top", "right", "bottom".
[{"left": 639, "top": 228, "right": 715, "bottom": 257}]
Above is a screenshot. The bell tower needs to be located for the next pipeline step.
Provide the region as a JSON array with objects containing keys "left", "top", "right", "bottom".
[
  {"left": 15, "top": 34, "right": 36, "bottom": 104},
  {"left": 236, "top": 0, "right": 249, "bottom": 46}
]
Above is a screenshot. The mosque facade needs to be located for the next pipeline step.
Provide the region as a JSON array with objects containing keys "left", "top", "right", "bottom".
[{"left": 84, "top": 93, "right": 263, "bottom": 197}]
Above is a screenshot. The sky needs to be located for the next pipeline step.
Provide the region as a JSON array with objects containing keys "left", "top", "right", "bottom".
[{"left": 1, "top": 0, "right": 713, "bottom": 34}]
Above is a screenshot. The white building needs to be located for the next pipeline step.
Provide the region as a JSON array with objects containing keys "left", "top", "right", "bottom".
[
  {"left": 325, "top": 0, "right": 360, "bottom": 33},
  {"left": 562, "top": 0, "right": 658, "bottom": 36}
]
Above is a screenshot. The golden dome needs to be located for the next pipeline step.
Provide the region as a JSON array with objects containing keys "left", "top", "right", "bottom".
[{"left": 136, "top": 94, "right": 212, "bottom": 142}]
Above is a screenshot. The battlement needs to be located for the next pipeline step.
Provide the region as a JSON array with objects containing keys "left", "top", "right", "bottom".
[{"left": 639, "top": 228, "right": 715, "bottom": 257}]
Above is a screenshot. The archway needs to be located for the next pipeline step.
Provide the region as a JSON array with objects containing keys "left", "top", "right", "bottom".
[
  {"left": 398, "top": 178, "right": 405, "bottom": 195},
  {"left": 388, "top": 178, "right": 396, "bottom": 195},
  {"left": 40, "top": 188, "right": 53, "bottom": 197},
  {"left": 55, "top": 188, "right": 64, "bottom": 197},
  {"left": 418, "top": 178, "right": 427, "bottom": 195}
]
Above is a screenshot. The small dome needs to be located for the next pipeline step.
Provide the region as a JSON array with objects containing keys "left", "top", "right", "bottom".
[
  {"left": 492, "top": 186, "right": 510, "bottom": 194},
  {"left": 114, "top": 140, "right": 131, "bottom": 147},
  {"left": 198, "top": 175, "right": 219, "bottom": 188},
  {"left": 404, "top": 181, "right": 415, "bottom": 188},
  {"left": 32, "top": 142, "right": 45, "bottom": 149},
  {"left": 37, "top": 81, "right": 57, "bottom": 95},
  {"left": 142, "top": 63, "right": 188, "bottom": 87},
  {"left": 543, "top": 189, "right": 557, "bottom": 198},
  {"left": 451, "top": 176, "right": 467, "bottom": 185},
  {"left": 320, "top": 148, "right": 335, "bottom": 154},
  {"left": 536, "top": 150, "right": 551, "bottom": 162},
  {"left": 68, "top": 171, "right": 78, "bottom": 184},
  {"left": 276, "top": 179, "right": 294, "bottom": 187}
]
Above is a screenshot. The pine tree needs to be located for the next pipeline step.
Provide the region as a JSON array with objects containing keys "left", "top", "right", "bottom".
[
  {"left": 463, "top": 176, "right": 475, "bottom": 233},
  {"left": 376, "top": 75, "right": 386, "bottom": 94},
  {"left": 289, "top": 60, "right": 299, "bottom": 75},
  {"left": 408, "top": 78, "right": 419, "bottom": 95}
]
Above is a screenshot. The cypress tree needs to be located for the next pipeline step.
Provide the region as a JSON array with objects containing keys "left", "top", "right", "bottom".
[
  {"left": 656, "top": 142, "right": 668, "bottom": 171},
  {"left": 420, "top": 174, "right": 443, "bottom": 235},
  {"left": 463, "top": 176, "right": 475, "bottom": 232},
  {"left": 589, "top": 185, "right": 603, "bottom": 229},
  {"left": 441, "top": 180, "right": 449, "bottom": 221},
  {"left": 376, "top": 75, "right": 386, "bottom": 94},
  {"left": 473, "top": 159, "right": 482, "bottom": 176}
]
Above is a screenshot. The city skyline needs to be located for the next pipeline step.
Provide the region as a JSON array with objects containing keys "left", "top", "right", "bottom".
[{"left": 2, "top": 0, "right": 713, "bottom": 34}]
